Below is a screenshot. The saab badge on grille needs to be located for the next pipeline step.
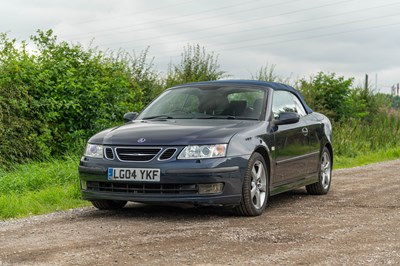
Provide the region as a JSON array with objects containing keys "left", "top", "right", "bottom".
[{"left": 137, "top": 138, "right": 146, "bottom": 143}]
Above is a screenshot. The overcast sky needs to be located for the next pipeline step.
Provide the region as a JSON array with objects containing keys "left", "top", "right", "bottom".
[{"left": 2, "top": 0, "right": 400, "bottom": 93}]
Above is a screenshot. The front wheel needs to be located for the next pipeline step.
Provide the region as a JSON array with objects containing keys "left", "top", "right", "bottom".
[
  {"left": 306, "top": 147, "right": 332, "bottom": 195},
  {"left": 91, "top": 200, "right": 127, "bottom": 210},
  {"left": 234, "top": 152, "right": 269, "bottom": 216}
]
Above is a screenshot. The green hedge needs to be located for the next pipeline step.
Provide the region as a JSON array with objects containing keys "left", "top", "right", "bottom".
[
  {"left": 1, "top": 30, "right": 399, "bottom": 168},
  {"left": 0, "top": 31, "right": 228, "bottom": 168},
  {"left": 0, "top": 30, "right": 144, "bottom": 166}
]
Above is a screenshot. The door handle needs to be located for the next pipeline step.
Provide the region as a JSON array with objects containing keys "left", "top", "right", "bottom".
[{"left": 301, "top": 127, "right": 309, "bottom": 136}]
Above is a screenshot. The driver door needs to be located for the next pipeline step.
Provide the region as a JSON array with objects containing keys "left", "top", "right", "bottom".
[{"left": 271, "top": 90, "right": 313, "bottom": 185}]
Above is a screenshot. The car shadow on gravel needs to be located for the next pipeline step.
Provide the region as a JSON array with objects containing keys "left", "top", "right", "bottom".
[
  {"left": 78, "top": 189, "right": 311, "bottom": 221},
  {"left": 80, "top": 203, "right": 235, "bottom": 221},
  {"left": 268, "top": 188, "right": 311, "bottom": 207}
]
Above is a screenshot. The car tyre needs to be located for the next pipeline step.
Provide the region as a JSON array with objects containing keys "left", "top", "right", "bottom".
[
  {"left": 234, "top": 152, "right": 269, "bottom": 216},
  {"left": 91, "top": 200, "right": 127, "bottom": 210},
  {"left": 306, "top": 147, "right": 332, "bottom": 195}
]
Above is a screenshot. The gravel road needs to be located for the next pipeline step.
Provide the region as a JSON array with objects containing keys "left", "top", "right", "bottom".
[{"left": 1, "top": 160, "right": 399, "bottom": 265}]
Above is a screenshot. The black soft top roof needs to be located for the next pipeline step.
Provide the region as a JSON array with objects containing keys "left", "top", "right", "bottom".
[{"left": 173, "top": 80, "right": 313, "bottom": 114}]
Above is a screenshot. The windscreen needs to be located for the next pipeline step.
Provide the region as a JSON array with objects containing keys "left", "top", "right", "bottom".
[{"left": 137, "top": 86, "right": 267, "bottom": 120}]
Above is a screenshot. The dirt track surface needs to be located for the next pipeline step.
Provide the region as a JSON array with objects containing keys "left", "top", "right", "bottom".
[{"left": 1, "top": 160, "right": 399, "bottom": 265}]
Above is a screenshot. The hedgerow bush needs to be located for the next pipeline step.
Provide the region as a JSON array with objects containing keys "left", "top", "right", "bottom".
[
  {"left": 1, "top": 29, "right": 399, "bottom": 168},
  {"left": 0, "top": 30, "right": 144, "bottom": 166},
  {"left": 0, "top": 31, "right": 228, "bottom": 167},
  {"left": 0, "top": 34, "right": 50, "bottom": 165},
  {"left": 296, "top": 72, "right": 400, "bottom": 159}
]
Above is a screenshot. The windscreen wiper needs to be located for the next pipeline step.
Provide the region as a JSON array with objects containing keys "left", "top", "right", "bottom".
[
  {"left": 195, "top": 115, "right": 258, "bottom": 120},
  {"left": 142, "top": 115, "right": 174, "bottom": 120},
  {"left": 196, "top": 115, "right": 237, "bottom": 119}
]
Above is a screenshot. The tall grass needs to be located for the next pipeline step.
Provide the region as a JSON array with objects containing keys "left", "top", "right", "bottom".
[
  {"left": 335, "top": 112, "right": 400, "bottom": 156},
  {"left": 0, "top": 155, "right": 89, "bottom": 219},
  {"left": 334, "top": 111, "right": 400, "bottom": 167}
]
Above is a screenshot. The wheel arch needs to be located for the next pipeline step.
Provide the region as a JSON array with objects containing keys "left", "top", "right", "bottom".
[
  {"left": 324, "top": 142, "right": 334, "bottom": 168},
  {"left": 253, "top": 146, "right": 271, "bottom": 188}
]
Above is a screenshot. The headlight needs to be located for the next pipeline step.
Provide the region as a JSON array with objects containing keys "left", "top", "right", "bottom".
[
  {"left": 84, "top": 143, "right": 104, "bottom": 158},
  {"left": 178, "top": 144, "right": 227, "bottom": 159}
]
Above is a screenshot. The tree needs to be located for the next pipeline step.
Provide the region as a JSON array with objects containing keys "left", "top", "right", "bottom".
[
  {"left": 299, "top": 72, "right": 354, "bottom": 121},
  {"left": 298, "top": 72, "right": 385, "bottom": 122},
  {"left": 125, "top": 48, "right": 163, "bottom": 105},
  {"left": 166, "top": 44, "right": 226, "bottom": 88},
  {"left": 251, "top": 63, "right": 279, "bottom": 82}
]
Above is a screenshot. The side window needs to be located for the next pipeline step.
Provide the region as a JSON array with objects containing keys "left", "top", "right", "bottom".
[
  {"left": 272, "top": 90, "right": 307, "bottom": 119},
  {"left": 292, "top": 94, "right": 307, "bottom": 117},
  {"left": 225, "top": 90, "right": 265, "bottom": 118}
]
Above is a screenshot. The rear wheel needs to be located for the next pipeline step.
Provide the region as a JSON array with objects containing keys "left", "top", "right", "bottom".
[
  {"left": 306, "top": 147, "right": 332, "bottom": 195},
  {"left": 234, "top": 152, "right": 269, "bottom": 216},
  {"left": 91, "top": 200, "right": 127, "bottom": 210}
]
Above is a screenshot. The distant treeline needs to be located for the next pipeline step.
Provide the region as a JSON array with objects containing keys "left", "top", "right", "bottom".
[{"left": 1, "top": 29, "right": 400, "bottom": 167}]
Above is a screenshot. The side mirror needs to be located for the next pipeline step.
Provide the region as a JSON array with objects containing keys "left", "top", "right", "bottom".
[
  {"left": 273, "top": 112, "right": 300, "bottom": 125},
  {"left": 123, "top": 112, "right": 138, "bottom": 121}
]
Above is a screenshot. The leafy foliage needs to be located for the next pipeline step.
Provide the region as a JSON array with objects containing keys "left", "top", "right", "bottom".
[
  {"left": 166, "top": 44, "right": 226, "bottom": 88},
  {"left": 0, "top": 30, "right": 143, "bottom": 165},
  {"left": 390, "top": 95, "right": 400, "bottom": 108},
  {"left": 298, "top": 72, "right": 387, "bottom": 122},
  {"left": 0, "top": 34, "right": 52, "bottom": 165},
  {"left": 124, "top": 48, "right": 163, "bottom": 105},
  {"left": 299, "top": 72, "right": 355, "bottom": 121},
  {"left": 251, "top": 63, "right": 279, "bottom": 82},
  {"left": 0, "top": 33, "right": 230, "bottom": 168},
  {"left": 1, "top": 29, "right": 400, "bottom": 169},
  {"left": 295, "top": 71, "right": 400, "bottom": 159}
]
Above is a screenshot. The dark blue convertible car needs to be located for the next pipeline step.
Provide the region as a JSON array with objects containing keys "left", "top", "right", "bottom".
[{"left": 78, "top": 80, "right": 333, "bottom": 216}]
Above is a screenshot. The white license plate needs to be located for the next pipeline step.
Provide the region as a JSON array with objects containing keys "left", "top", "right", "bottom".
[{"left": 108, "top": 168, "right": 160, "bottom": 182}]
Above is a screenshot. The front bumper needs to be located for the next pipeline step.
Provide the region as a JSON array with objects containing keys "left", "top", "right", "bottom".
[{"left": 78, "top": 155, "right": 248, "bottom": 206}]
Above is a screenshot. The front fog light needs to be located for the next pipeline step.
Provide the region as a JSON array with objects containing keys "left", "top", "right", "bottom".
[{"left": 198, "top": 183, "right": 224, "bottom": 194}]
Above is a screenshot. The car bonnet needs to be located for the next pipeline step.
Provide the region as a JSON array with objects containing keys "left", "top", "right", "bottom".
[{"left": 89, "top": 119, "right": 261, "bottom": 146}]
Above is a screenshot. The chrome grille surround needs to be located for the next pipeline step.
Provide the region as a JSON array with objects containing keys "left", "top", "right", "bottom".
[{"left": 115, "top": 147, "right": 162, "bottom": 162}]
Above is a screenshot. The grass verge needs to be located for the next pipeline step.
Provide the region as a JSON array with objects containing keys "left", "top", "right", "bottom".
[
  {"left": 0, "top": 185, "right": 89, "bottom": 219},
  {"left": 334, "top": 147, "right": 400, "bottom": 169},
  {"left": 0, "top": 156, "right": 90, "bottom": 220}
]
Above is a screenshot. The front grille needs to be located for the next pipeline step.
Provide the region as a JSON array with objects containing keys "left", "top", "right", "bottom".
[
  {"left": 158, "top": 148, "right": 177, "bottom": 160},
  {"left": 87, "top": 181, "right": 198, "bottom": 195},
  {"left": 104, "top": 147, "right": 114, "bottom": 160},
  {"left": 115, "top": 147, "right": 161, "bottom": 162}
]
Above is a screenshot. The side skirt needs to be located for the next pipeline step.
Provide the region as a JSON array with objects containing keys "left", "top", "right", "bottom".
[{"left": 270, "top": 173, "right": 319, "bottom": 196}]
